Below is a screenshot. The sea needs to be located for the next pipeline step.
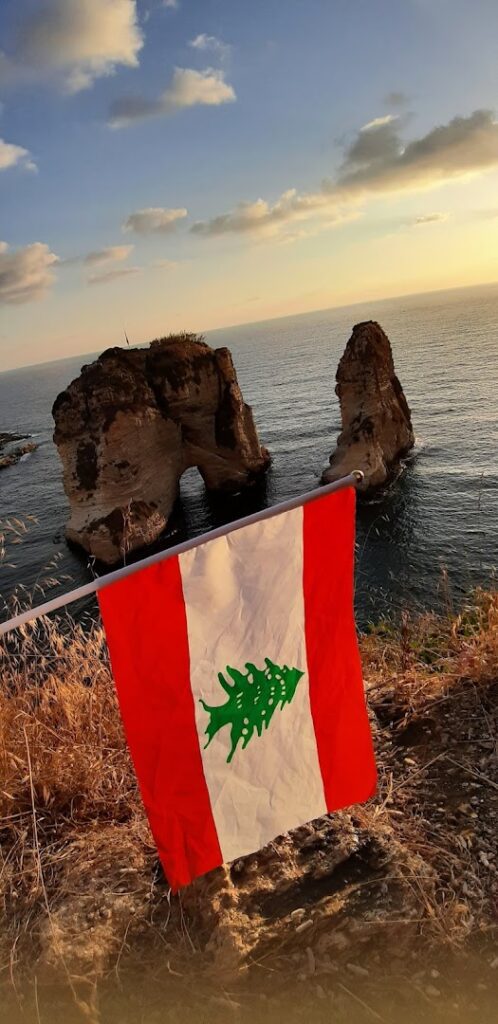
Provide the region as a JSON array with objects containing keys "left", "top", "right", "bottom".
[{"left": 1, "top": 282, "right": 497, "bottom": 627}]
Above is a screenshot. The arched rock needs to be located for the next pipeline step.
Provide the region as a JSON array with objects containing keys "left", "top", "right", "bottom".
[{"left": 52, "top": 334, "right": 270, "bottom": 564}]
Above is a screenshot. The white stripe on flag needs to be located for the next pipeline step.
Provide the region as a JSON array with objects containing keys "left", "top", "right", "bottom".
[{"left": 180, "top": 505, "right": 327, "bottom": 864}]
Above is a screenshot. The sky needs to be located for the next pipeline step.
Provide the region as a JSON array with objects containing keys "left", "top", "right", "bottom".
[{"left": 1, "top": 0, "right": 498, "bottom": 371}]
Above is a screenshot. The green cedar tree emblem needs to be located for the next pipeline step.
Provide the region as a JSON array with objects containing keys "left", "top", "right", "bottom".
[{"left": 200, "top": 658, "right": 304, "bottom": 763}]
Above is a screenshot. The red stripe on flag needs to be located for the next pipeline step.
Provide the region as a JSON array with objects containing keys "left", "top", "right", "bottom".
[
  {"left": 98, "top": 556, "right": 222, "bottom": 890},
  {"left": 303, "top": 488, "right": 377, "bottom": 811}
]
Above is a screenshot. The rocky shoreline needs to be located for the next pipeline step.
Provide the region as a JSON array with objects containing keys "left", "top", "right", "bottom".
[{"left": 0, "top": 431, "right": 38, "bottom": 471}]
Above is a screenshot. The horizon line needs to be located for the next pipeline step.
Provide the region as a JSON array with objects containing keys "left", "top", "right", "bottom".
[{"left": 2, "top": 276, "right": 498, "bottom": 376}]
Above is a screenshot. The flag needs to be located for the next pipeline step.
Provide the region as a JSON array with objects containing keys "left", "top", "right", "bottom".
[{"left": 98, "top": 486, "right": 377, "bottom": 891}]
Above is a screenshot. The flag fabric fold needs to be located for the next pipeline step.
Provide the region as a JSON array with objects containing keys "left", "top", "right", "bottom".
[{"left": 98, "top": 486, "right": 377, "bottom": 891}]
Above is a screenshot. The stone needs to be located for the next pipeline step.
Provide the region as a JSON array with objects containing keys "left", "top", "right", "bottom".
[
  {"left": 52, "top": 334, "right": 270, "bottom": 564},
  {"left": 346, "top": 963, "right": 369, "bottom": 978},
  {"left": 290, "top": 908, "right": 306, "bottom": 922},
  {"left": 295, "top": 919, "right": 314, "bottom": 935},
  {"left": 425, "top": 985, "right": 441, "bottom": 998},
  {"left": 322, "top": 321, "right": 414, "bottom": 493},
  {"left": 0, "top": 432, "right": 38, "bottom": 471}
]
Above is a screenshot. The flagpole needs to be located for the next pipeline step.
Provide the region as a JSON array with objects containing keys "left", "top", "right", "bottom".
[{"left": 0, "top": 471, "right": 363, "bottom": 638}]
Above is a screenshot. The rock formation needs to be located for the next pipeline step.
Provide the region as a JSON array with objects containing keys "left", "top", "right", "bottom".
[
  {"left": 322, "top": 321, "right": 414, "bottom": 493},
  {"left": 0, "top": 432, "right": 38, "bottom": 471},
  {"left": 52, "top": 334, "right": 270, "bottom": 564}
]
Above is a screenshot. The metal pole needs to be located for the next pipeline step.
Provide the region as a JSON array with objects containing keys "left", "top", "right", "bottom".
[{"left": 0, "top": 471, "right": 363, "bottom": 638}]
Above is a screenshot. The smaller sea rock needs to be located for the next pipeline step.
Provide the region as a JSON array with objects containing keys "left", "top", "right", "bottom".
[{"left": 323, "top": 321, "right": 414, "bottom": 493}]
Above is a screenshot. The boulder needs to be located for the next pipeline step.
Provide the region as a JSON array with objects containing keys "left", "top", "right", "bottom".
[
  {"left": 322, "top": 321, "right": 414, "bottom": 493},
  {"left": 0, "top": 432, "right": 38, "bottom": 470},
  {"left": 52, "top": 334, "right": 270, "bottom": 564}
]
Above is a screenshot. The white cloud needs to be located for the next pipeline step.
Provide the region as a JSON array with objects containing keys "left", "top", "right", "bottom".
[
  {"left": 412, "top": 212, "right": 449, "bottom": 225},
  {"left": 192, "top": 109, "right": 498, "bottom": 242},
  {"left": 122, "top": 207, "right": 188, "bottom": 234},
  {"left": 0, "top": 241, "right": 58, "bottom": 304},
  {"left": 87, "top": 266, "right": 141, "bottom": 286},
  {"left": 0, "top": 138, "right": 37, "bottom": 173},
  {"left": 189, "top": 34, "right": 231, "bottom": 60},
  {"left": 361, "top": 114, "right": 398, "bottom": 132},
  {"left": 109, "top": 66, "right": 235, "bottom": 127},
  {"left": 163, "top": 67, "right": 234, "bottom": 111},
  {"left": 84, "top": 244, "right": 134, "bottom": 265},
  {"left": 2, "top": 0, "right": 143, "bottom": 93},
  {"left": 163, "top": 0, "right": 178, "bottom": 7},
  {"left": 191, "top": 188, "right": 350, "bottom": 239},
  {"left": 153, "top": 258, "right": 180, "bottom": 269}
]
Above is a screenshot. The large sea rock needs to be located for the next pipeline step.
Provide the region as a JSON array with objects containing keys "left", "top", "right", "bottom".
[
  {"left": 52, "top": 334, "right": 270, "bottom": 564},
  {"left": 322, "top": 321, "right": 414, "bottom": 493}
]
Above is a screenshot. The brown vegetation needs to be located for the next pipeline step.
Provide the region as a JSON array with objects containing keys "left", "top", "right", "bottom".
[{"left": 0, "top": 520, "right": 497, "bottom": 1021}]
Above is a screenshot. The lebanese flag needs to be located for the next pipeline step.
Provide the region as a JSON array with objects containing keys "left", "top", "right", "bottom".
[{"left": 98, "top": 486, "right": 376, "bottom": 891}]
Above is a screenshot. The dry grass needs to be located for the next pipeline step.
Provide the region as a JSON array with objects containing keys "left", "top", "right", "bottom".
[
  {"left": 0, "top": 518, "right": 497, "bottom": 1006},
  {"left": 364, "top": 586, "right": 498, "bottom": 691},
  {"left": 0, "top": 618, "right": 148, "bottom": 989}
]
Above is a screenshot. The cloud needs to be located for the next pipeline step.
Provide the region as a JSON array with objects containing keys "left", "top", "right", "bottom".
[
  {"left": 0, "top": 138, "right": 37, "bottom": 172},
  {"left": 337, "top": 120, "right": 401, "bottom": 171},
  {"left": 152, "top": 258, "right": 180, "bottom": 269},
  {"left": 273, "top": 210, "right": 363, "bottom": 246},
  {"left": 163, "top": 0, "right": 178, "bottom": 7},
  {"left": 191, "top": 109, "right": 498, "bottom": 242},
  {"left": 383, "top": 91, "right": 410, "bottom": 109},
  {"left": 1, "top": 0, "right": 143, "bottom": 93},
  {"left": 0, "top": 241, "right": 58, "bottom": 304},
  {"left": 334, "top": 109, "right": 498, "bottom": 199},
  {"left": 191, "top": 188, "right": 350, "bottom": 239},
  {"left": 84, "top": 244, "right": 134, "bottom": 265},
  {"left": 189, "top": 34, "right": 231, "bottom": 60},
  {"left": 122, "top": 206, "right": 188, "bottom": 234},
  {"left": 361, "top": 114, "right": 398, "bottom": 132},
  {"left": 412, "top": 212, "right": 449, "bottom": 225},
  {"left": 162, "top": 67, "right": 235, "bottom": 110},
  {"left": 87, "top": 266, "right": 141, "bottom": 286},
  {"left": 109, "top": 66, "right": 236, "bottom": 127}
]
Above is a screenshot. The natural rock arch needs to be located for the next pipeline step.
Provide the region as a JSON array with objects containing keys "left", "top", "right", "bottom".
[{"left": 52, "top": 334, "right": 270, "bottom": 564}]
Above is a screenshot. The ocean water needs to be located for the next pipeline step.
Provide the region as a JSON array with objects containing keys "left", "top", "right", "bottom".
[{"left": 0, "top": 283, "right": 497, "bottom": 626}]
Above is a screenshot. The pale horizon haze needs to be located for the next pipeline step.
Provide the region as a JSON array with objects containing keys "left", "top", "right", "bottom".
[{"left": 1, "top": 0, "right": 498, "bottom": 371}]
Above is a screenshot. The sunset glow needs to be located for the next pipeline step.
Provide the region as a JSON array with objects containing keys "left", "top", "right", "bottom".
[{"left": 1, "top": 0, "right": 498, "bottom": 370}]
